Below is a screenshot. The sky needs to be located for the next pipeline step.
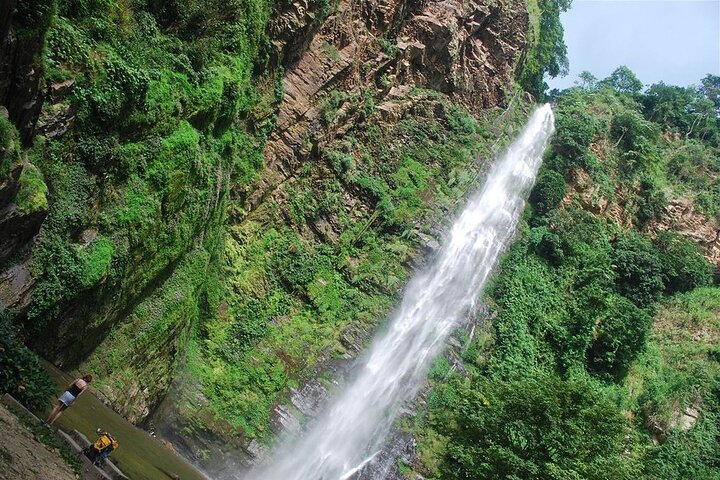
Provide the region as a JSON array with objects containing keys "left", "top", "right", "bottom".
[{"left": 547, "top": 0, "right": 720, "bottom": 90}]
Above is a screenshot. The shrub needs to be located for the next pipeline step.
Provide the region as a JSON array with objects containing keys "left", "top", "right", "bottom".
[
  {"left": 550, "top": 95, "right": 601, "bottom": 171},
  {"left": 635, "top": 174, "right": 667, "bottom": 225},
  {"left": 612, "top": 232, "right": 665, "bottom": 308},
  {"left": 79, "top": 237, "right": 115, "bottom": 288},
  {"left": 587, "top": 294, "right": 653, "bottom": 380},
  {"left": 0, "top": 310, "right": 55, "bottom": 411},
  {"left": 529, "top": 169, "right": 567, "bottom": 216},
  {"left": 435, "top": 375, "right": 630, "bottom": 480},
  {"left": 15, "top": 164, "right": 49, "bottom": 213},
  {"left": 654, "top": 232, "right": 713, "bottom": 294},
  {"left": 610, "top": 110, "right": 661, "bottom": 177},
  {"left": 0, "top": 115, "right": 20, "bottom": 176}
]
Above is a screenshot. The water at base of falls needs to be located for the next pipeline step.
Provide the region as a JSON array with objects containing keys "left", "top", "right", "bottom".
[{"left": 247, "top": 104, "right": 556, "bottom": 480}]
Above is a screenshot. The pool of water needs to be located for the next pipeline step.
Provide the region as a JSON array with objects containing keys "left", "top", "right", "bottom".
[{"left": 46, "top": 363, "right": 209, "bottom": 480}]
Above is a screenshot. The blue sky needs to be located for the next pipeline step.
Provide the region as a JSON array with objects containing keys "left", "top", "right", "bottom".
[{"left": 548, "top": 0, "right": 720, "bottom": 90}]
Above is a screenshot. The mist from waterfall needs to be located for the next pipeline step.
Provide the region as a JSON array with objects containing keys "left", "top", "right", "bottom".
[{"left": 247, "top": 104, "right": 556, "bottom": 480}]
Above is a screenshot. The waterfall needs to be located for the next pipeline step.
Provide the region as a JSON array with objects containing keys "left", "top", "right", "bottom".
[{"left": 248, "top": 104, "right": 555, "bottom": 480}]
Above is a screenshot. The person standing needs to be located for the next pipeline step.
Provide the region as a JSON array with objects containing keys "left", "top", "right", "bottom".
[{"left": 46, "top": 374, "right": 92, "bottom": 424}]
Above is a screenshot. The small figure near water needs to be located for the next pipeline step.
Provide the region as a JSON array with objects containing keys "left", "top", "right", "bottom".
[
  {"left": 46, "top": 374, "right": 92, "bottom": 424},
  {"left": 83, "top": 428, "right": 119, "bottom": 466}
]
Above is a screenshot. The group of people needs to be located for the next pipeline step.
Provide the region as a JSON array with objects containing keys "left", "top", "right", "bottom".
[{"left": 46, "top": 374, "right": 119, "bottom": 466}]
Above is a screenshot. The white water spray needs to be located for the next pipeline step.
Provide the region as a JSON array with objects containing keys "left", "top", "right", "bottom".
[{"left": 249, "top": 104, "right": 555, "bottom": 480}]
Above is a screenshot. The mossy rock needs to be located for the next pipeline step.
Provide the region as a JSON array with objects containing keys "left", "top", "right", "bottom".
[{"left": 15, "top": 164, "right": 48, "bottom": 214}]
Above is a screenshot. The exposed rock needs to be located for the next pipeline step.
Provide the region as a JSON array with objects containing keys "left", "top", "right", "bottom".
[
  {"left": 0, "top": 203, "right": 47, "bottom": 267},
  {"left": 647, "top": 398, "right": 703, "bottom": 444},
  {"left": 0, "top": 255, "right": 33, "bottom": 313},
  {"left": 36, "top": 103, "right": 76, "bottom": 140},
  {"left": 0, "top": 404, "right": 76, "bottom": 480},
  {"left": 0, "top": 162, "right": 47, "bottom": 269},
  {"left": 0, "top": 162, "right": 22, "bottom": 210},
  {"left": 0, "top": 0, "right": 47, "bottom": 145},
  {"left": 399, "top": 1, "right": 526, "bottom": 113},
  {"left": 645, "top": 198, "right": 720, "bottom": 267},
  {"left": 241, "top": 0, "right": 528, "bottom": 215}
]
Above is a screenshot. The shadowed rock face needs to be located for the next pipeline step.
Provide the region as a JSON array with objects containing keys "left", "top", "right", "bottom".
[
  {"left": 0, "top": 0, "right": 47, "bottom": 145},
  {"left": 0, "top": 3, "right": 49, "bottom": 274}
]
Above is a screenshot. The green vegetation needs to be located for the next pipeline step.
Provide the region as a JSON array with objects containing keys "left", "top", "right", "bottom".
[
  {"left": 411, "top": 73, "right": 720, "bottom": 479},
  {"left": 182, "top": 92, "right": 537, "bottom": 439},
  {"left": 15, "top": 164, "right": 49, "bottom": 213},
  {"left": 0, "top": 311, "right": 55, "bottom": 411},
  {"left": 520, "top": 0, "right": 572, "bottom": 98},
  {"left": 4, "top": 0, "right": 282, "bottom": 383},
  {"left": 0, "top": 116, "right": 21, "bottom": 177},
  {"left": 431, "top": 375, "right": 631, "bottom": 479}
]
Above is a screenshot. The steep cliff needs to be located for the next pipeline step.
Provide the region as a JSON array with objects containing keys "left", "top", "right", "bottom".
[
  {"left": 0, "top": 0, "right": 558, "bottom": 475},
  {"left": 127, "top": 0, "right": 538, "bottom": 473},
  {"left": 0, "top": 0, "right": 279, "bottom": 417}
]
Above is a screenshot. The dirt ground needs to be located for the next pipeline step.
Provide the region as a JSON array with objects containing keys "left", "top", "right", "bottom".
[{"left": 0, "top": 404, "right": 77, "bottom": 480}]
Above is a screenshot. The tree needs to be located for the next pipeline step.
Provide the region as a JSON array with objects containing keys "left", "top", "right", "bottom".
[
  {"left": 577, "top": 71, "right": 598, "bottom": 90},
  {"left": 519, "top": 0, "right": 573, "bottom": 98},
  {"left": 436, "top": 375, "right": 631, "bottom": 480},
  {"left": 530, "top": 169, "right": 567, "bottom": 216},
  {"left": 643, "top": 81, "right": 719, "bottom": 143},
  {"left": 587, "top": 294, "right": 653, "bottom": 380},
  {"left": 654, "top": 231, "right": 713, "bottom": 294},
  {"left": 699, "top": 74, "right": 720, "bottom": 117},
  {"left": 611, "top": 232, "right": 664, "bottom": 308},
  {"left": 600, "top": 66, "right": 643, "bottom": 95}
]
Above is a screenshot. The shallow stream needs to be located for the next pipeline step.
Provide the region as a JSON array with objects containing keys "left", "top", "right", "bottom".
[{"left": 46, "top": 363, "right": 208, "bottom": 480}]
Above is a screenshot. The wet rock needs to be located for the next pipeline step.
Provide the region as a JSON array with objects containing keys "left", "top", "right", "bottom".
[
  {"left": 289, "top": 380, "right": 330, "bottom": 418},
  {"left": 274, "top": 404, "right": 301, "bottom": 433},
  {"left": 414, "top": 231, "right": 440, "bottom": 253},
  {"left": 0, "top": 0, "right": 47, "bottom": 145},
  {"left": 0, "top": 256, "right": 33, "bottom": 311},
  {"left": 0, "top": 202, "right": 46, "bottom": 267}
]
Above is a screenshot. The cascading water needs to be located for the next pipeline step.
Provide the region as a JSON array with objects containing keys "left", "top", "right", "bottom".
[{"left": 249, "top": 104, "right": 555, "bottom": 480}]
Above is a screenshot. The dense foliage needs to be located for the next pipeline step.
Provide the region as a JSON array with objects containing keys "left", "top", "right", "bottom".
[
  {"left": 521, "top": 0, "right": 572, "bottom": 98},
  {"left": 433, "top": 376, "right": 630, "bottom": 480},
  {"left": 0, "top": 0, "right": 284, "bottom": 419},
  {"left": 0, "top": 310, "right": 55, "bottom": 411},
  {"left": 411, "top": 71, "right": 720, "bottom": 479},
  {"left": 182, "top": 93, "right": 536, "bottom": 438}
]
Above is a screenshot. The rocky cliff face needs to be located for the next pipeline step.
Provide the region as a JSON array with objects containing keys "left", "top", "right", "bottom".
[
  {"left": 564, "top": 164, "right": 720, "bottom": 268},
  {"left": 143, "top": 0, "right": 535, "bottom": 476},
  {"left": 0, "top": 1, "right": 52, "bottom": 275},
  {"left": 2, "top": 0, "right": 532, "bottom": 476},
  {"left": 646, "top": 199, "right": 720, "bottom": 268},
  {"left": 251, "top": 0, "right": 527, "bottom": 210},
  {"left": 0, "top": 0, "right": 50, "bottom": 145}
]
